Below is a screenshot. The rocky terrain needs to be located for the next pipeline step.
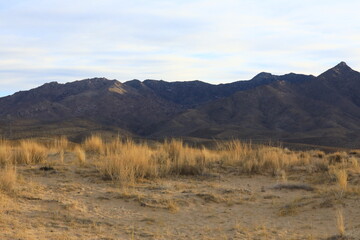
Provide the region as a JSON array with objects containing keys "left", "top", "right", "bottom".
[{"left": 1, "top": 62, "right": 360, "bottom": 148}]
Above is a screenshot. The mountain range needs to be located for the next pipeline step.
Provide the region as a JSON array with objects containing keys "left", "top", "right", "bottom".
[{"left": 1, "top": 61, "right": 360, "bottom": 148}]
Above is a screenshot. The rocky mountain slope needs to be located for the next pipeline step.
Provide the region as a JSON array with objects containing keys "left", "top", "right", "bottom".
[
  {"left": 0, "top": 78, "right": 181, "bottom": 137},
  {"left": 152, "top": 62, "right": 360, "bottom": 147},
  {"left": 1, "top": 62, "right": 360, "bottom": 147}
]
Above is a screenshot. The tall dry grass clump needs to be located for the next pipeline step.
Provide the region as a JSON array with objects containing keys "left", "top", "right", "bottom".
[
  {"left": 51, "top": 136, "right": 69, "bottom": 163},
  {"left": 158, "top": 139, "right": 206, "bottom": 175},
  {"left": 74, "top": 146, "right": 86, "bottom": 165},
  {"left": 93, "top": 136, "right": 337, "bottom": 184},
  {"left": 52, "top": 136, "right": 69, "bottom": 151},
  {"left": 99, "top": 139, "right": 157, "bottom": 184},
  {"left": 103, "top": 137, "right": 126, "bottom": 156},
  {"left": 83, "top": 135, "right": 104, "bottom": 154},
  {"left": 327, "top": 152, "right": 348, "bottom": 165},
  {"left": 13, "top": 140, "right": 47, "bottom": 164},
  {"left": 217, "top": 140, "right": 253, "bottom": 166},
  {"left": 349, "top": 157, "right": 359, "bottom": 171},
  {"left": 336, "top": 208, "right": 345, "bottom": 236},
  {"left": 334, "top": 169, "right": 348, "bottom": 192},
  {"left": 217, "top": 140, "right": 304, "bottom": 175},
  {"left": 0, "top": 142, "right": 12, "bottom": 166},
  {"left": 98, "top": 138, "right": 208, "bottom": 185},
  {"left": 253, "top": 147, "right": 302, "bottom": 175},
  {"left": 0, "top": 166, "right": 17, "bottom": 193}
]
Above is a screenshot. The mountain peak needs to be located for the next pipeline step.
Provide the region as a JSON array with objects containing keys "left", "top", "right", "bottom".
[
  {"left": 251, "top": 72, "right": 275, "bottom": 81},
  {"left": 254, "top": 72, "right": 273, "bottom": 78},
  {"left": 82, "top": 77, "right": 112, "bottom": 83},
  {"left": 337, "top": 61, "right": 348, "bottom": 66},
  {"left": 333, "top": 61, "right": 352, "bottom": 71},
  {"left": 318, "top": 61, "right": 354, "bottom": 79}
]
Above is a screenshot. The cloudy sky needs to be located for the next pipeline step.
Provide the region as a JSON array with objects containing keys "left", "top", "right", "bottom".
[{"left": 1, "top": 0, "right": 360, "bottom": 96}]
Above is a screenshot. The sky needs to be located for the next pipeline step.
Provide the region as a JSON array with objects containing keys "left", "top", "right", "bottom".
[{"left": 1, "top": 0, "right": 360, "bottom": 97}]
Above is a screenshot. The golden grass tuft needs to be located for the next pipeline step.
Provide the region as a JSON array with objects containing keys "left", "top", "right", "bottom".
[
  {"left": 74, "top": 146, "right": 86, "bottom": 165},
  {"left": 99, "top": 140, "right": 156, "bottom": 184},
  {"left": 59, "top": 149, "right": 64, "bottom": 163},
  {"left": 166, "top": 199, "right": 179, "bottom": 213},
  {"left": 13, "top": 140, "right": 47, "bottom": 164},
  {"left": 159, "top": 139, "right": 207, "bottom": 175},
  {"left": 336, "top": 208, "right": 345, "bottom": 236},
  {"left": 0, "top": 166, "right": 17, "bottom": 193},
  {"left": 327, "top": 152, "right": 348, "bottom": 165},
  {"left": 98, "top": 138, "right": 209, "bottom": 185},
  {"left": 92, "top": 137, "right": 341, "bottom": 185},
  {"left": 0, "top": 143, "right": 12, "bottom": 166},
  {"left": 83, "top": 135, "right": 104, "bottom": 154},
  {"left": 217, "top": 140, "right": 305, "bottom": 175},
  {"left": 349, "top": 157, "right": 359, "bottom": 170},
  {"left": 334, "top": 169, "right": 348, "bottom": 192},
  {"left": 310, "top": 150, "right": 325, "bottom": 159},
  {"left": 53, "top": 136, "right": 69, "bottom": 151},
  {"left": 2, "top": 135, "right": 341, "bottom": 184},
  {"left": 278, "top": 203, "right": 299, "bottom": 216}
]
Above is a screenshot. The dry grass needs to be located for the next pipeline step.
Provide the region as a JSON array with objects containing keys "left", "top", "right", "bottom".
[
  {"left": 1, "top": 136, "right": 356, "bottom": 192},
  {"left": 349, "top": 157, "right": 359, "bottom": 170},
  {"left": 99, "top": 140, "right": 157, "bottom": 184},
  {"left": 166, "top": 199, "right": 179, "bottom": 213},
  {"left": 48, "top": 136, "right": 69, "bottom": 163},
  {"left": 336, "top": 208, "right": 345, "bottom": 236},
  {"left": 310, "top": 150, "right": 326, "bottom": 159},
  {"left": 0, "top": 142, "right": 12, "bottom": 166},
  {"left": 217, "top": 140, "right": 308, "bottom": 175},
  {"left": 53, "top": 136, "right": 69, "bottom": 151},
  {"left": 74, "top": 146, "right": 86, "bottom": 165},
  {"left": 334, "top": 169, "right": 348, "bottom": 192},
  {"left": 83, "top": 135, "right": 104, "bottom": 154},
  {"left": 349, "top": 149, "right": 360, "bottom": 155},
  {"left": 2, "top": 136, "right": 335, "bottom": 181},
  {"left": 1, "top": 135, "right": 360, "bottom": 239},
  {"left": 159, "top": 139, "right": 207, "bottom": 175},
  {"left": 278, "top": 202, "right": 299, "bottom": 216},
  {"left": 98, "top": 138, "right": 210, "bottom": 185},
  {"left": 328, "top": 152, "right": 348, "bottom": 165},
  {"left": 13, "top": 140, "right": 47, "bottom": 164},
  {"left": 59, "top": 149, "right": 64, "bottom": 163},
  {"left": 93, "top": 138, "right": 342, "bottom": 185},
  {"left": 0, "top": 166, "right": 17, "bottom": 193}
]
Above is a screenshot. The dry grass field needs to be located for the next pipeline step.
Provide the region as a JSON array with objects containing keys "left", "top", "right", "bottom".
[{"left": 1, "top": 136, "right": 360, "bottom": 239}]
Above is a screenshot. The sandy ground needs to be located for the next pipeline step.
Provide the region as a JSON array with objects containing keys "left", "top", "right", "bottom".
[{"left": 1, "top": 152, "right": 360, "bottom": 240}]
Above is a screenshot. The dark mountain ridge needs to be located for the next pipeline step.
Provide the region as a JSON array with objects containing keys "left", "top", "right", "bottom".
[
  {"left": 1, "top": 62, "right": 360, "bottom": 148},
  {"left": 124, "top": 72, "right": 315, "bottom": 106},
  {"left": 151, "top": 62, "right": 360, "bottom": 147}
]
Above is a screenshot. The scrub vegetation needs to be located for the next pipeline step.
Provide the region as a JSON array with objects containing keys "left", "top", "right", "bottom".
[{"left": 1, "top": 135, "right": 359, "bottom": 239}]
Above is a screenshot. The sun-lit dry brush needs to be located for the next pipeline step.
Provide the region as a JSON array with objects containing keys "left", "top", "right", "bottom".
[
  {"left": 13, "top": 140, "right": 48, "bottom": 165},
  {"left": 69, "top": 136, "right": 359, "bottom": 191},
  {"left": 83, "top": 135, "right": 105, "bottom": 154},
  {"left": 0, "top": 166, "right": 17, "bottom": 194},
  {"left": 0, "top": 140, "right": 12, "bottom": 167},
  {"left": 1, "top": 136, "right": 359, "bottom": 184},
  {"left": 215, "top": 140, "right": 311, "bottom": 175},
  {"left": 74, "top": 145, "right": 86, "bottom": 165},
  {"left": 95, "top": 138, "right": 208, "bottom": 185},
  {"left": 0, "top": 135, "right": 359, "bottom": 199},
  {"left": 0, "top": 135, "right": 359, "bottom": 239}
]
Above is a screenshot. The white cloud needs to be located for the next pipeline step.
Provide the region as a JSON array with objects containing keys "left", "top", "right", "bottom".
[{"left": 0, "top": 0, "right": 360, "bottom": 96}]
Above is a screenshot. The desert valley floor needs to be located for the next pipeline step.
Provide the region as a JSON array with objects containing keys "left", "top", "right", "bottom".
[{"left": 1, "top": 138, "right": 360, "bottom": 240}]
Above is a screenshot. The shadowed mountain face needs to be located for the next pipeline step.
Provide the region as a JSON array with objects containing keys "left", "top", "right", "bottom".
[
  {"left": 124, "top": 72, "right": 315, "bottom": 106},
  {"left": 1, "top": 62, "right": 360, "bottom": 147},
  {"left": 152, "top": 62, "right": 360, "bottom": 148},
  {"left": 0, "top": 78, "right": 181, "bottom": 137}
]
